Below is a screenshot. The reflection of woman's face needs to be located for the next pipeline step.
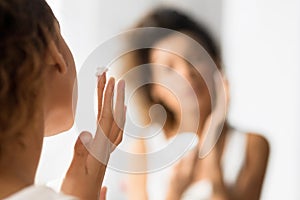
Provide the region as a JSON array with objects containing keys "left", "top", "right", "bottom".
[{"left": 149, "top": 34, "right": 212, "bottom": 122}]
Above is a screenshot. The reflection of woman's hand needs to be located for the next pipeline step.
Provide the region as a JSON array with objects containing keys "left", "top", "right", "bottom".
[
  {"left": 166, "top": 73, "right": 227, "bottom": 200},
  {"left": 200, "top": 145, "right": 222, "bottom": 181},
  {"left": 198, "top": 72, "right": 228, "bottom": 158},
  {"left": 61, "top": 72, "right": 126, "bottom": 200},
  {"left": 166, "top": 148, "right": 198, "bottom": 200}
]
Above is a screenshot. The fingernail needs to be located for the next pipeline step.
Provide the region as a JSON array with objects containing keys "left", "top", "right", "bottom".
[{"left": 80, "top": 132, "right": 92, "bottom": 145}]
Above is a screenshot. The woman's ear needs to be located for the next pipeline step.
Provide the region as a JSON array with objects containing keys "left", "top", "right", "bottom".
[{"left": 45, "top": 40, "right": 67, "bottom": 74}]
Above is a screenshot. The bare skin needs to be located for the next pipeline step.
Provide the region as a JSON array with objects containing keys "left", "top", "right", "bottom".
[
  {"left": 0, "top": 21, "right": 126, "bottom": 200},
  {"left": 165, "top": 129, "right": 269, "bottom": 200},
  {"left": 129, "top": 122, "right": 269, "bottom": 200},
  {"left": 61, "top": 73, "right": 126, "bottom": 200},
  {"left": 127, "top": 34, "right": 269, "bottom": 200}
]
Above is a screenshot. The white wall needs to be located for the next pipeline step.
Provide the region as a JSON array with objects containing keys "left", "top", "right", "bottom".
[
  {"left": 38, "top": 0, "right": 300, "bottom": 199},
  {"left": 222, "top": 0, "right": 300, "bottom": 199}
]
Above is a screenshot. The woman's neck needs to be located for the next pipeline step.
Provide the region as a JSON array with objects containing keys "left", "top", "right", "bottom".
[
  {"left": 0, "top": 129, "right": 43, "bottom": 198},
  {"left": 0, "top": 173, "right": 33, "bottom": 199}
]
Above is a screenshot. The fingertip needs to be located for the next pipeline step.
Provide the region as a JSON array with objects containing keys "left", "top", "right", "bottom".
[
  {"left": 97, "top": 72, "right": 107, "bottom": 87},
  {"left": 96, "top": 66, "right": 108, "bottom": 76},
  {"left": 102, "top": 186, "right": 107, "bottom": 192},
  {"left": 79, "top": 131, "right": 93, "bottom": 146},
  {"left": 100, "top": 186, "right": 107, "bottom": 200}
]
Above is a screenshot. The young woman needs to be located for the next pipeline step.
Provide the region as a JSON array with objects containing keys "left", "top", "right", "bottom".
[
  {"left": 126, "top": 8, "right": 269, "bottom": 200},
  {"left": 0, "top": 0, "right": 126, "bottom": 199}
]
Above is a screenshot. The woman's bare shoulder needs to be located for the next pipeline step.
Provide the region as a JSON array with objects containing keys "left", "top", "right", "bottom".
[{"left": 245, "top": 132, "right": 270, "bottom": 166}]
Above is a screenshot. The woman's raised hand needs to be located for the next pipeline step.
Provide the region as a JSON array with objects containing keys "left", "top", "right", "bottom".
[{"left": 61, "top": 72, "right": 126, "bottom": 200}]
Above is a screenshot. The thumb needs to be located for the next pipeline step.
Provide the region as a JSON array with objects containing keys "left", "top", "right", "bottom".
[
  {"left": 99, "top": 186, "right": 107, "bottom": 200},
  {"left": 67, "top": 131, "right": 92, "bottom": 174}
]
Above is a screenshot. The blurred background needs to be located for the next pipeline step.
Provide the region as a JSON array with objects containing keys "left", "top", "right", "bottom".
[{"left": 36, "top": 0, "right": 300, "bottom": 199}]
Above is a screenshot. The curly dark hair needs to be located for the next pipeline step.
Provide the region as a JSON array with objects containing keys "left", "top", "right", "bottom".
[
  {"left": 0, "top": 0, "right": 56, "bottom": 151},
  {"left": 124, "top": 8, "right": 221, "bottom": 133},
  {"left": 135, "top": 8, "right": 220, "bottom": 62}
]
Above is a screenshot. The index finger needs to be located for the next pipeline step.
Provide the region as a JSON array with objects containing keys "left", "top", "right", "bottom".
[{"left": 97, "top": 72, "right": 106, "bottom": 121}]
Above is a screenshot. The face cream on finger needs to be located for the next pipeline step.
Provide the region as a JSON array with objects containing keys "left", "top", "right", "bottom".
[{"left": 95, "top": 66, "right": 109, "bottom": 77}]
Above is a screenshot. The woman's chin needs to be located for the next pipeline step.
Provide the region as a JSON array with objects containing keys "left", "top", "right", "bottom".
[{"left": 44, "top": 115, "right": 74, "bottom": 137}]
